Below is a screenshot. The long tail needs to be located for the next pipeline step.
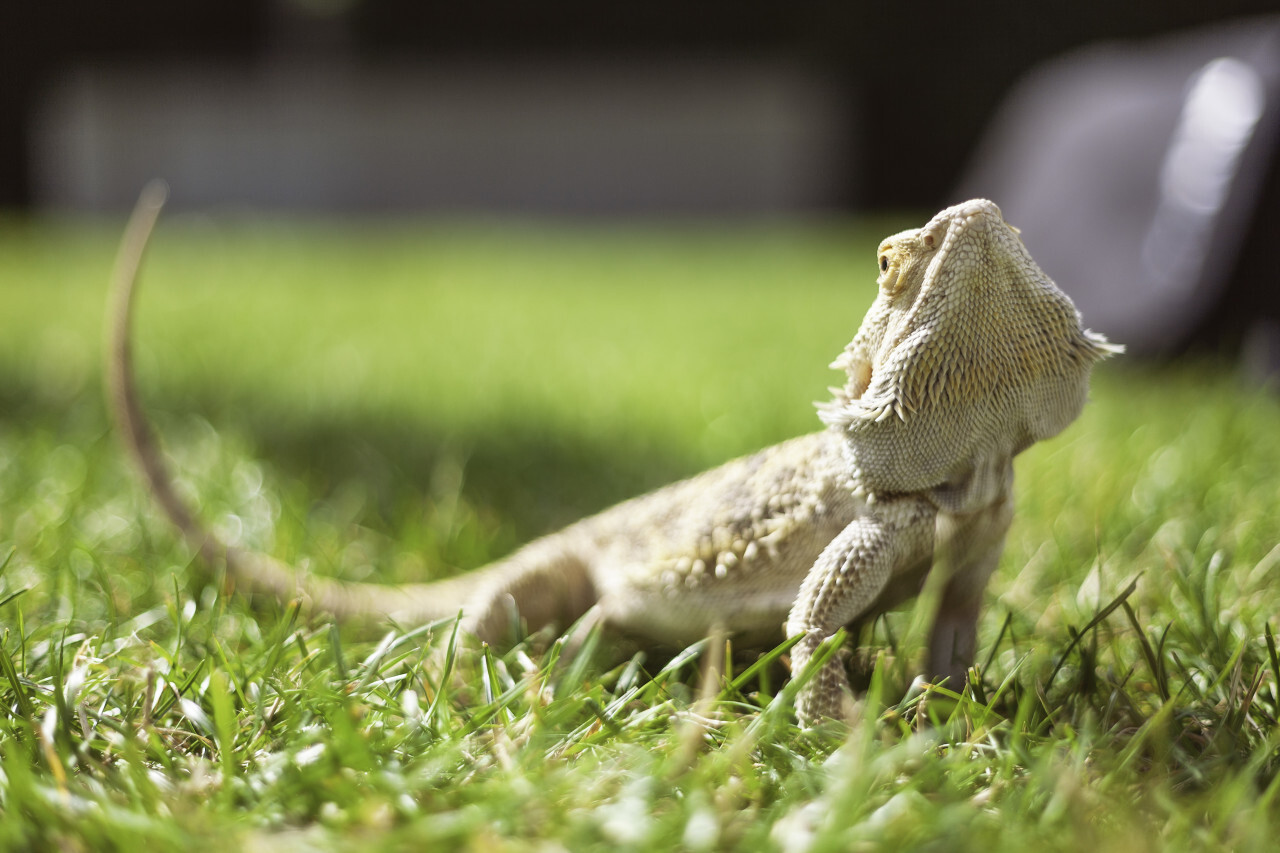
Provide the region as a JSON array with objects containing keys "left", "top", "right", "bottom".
[{"left": 104, "top": 182, "right": 486, "bottom": 623}]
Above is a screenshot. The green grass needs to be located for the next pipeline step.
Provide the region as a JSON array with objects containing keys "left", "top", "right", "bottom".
[{"left": 1, "top": 213, "right": 1278, "bottom": 851}]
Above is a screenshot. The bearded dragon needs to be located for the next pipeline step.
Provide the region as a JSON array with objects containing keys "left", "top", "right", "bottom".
[{"left": 106, "top": 185, "right": 1120, "bottom": 725}]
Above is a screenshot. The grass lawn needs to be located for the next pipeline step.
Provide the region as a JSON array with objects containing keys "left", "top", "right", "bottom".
[{"left": 0, "top": 210, "right": 1278, "bottom": 851}]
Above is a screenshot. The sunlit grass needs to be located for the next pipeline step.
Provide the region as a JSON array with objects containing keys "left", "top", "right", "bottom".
[{"left": 0, "top": 214, "right": 1277, "bottom": 850}]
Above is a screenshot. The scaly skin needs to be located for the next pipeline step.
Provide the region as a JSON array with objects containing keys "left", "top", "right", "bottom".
[{"left": 106, "top": 187, "right": 1119, "bottom": 726}]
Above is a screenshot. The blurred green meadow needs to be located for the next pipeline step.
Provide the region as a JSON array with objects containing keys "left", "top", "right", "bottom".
[{"left": 0, "top": 212, "right": 1278, "bottom": 850}]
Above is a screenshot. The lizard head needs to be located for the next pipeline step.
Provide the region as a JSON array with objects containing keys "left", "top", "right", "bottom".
[{"left": 820, "top": 199, "right": 1122, "bottom": 501}]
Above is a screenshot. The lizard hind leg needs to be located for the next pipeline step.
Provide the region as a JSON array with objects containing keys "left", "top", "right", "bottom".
[
  {"left": 927, "top": 495, "right": 1013, "bottom": 691},
  {"left": 458, "top": 543, "right": 599, "bottom": 648}
]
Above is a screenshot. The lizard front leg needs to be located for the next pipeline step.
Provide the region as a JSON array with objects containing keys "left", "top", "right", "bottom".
[
  {"left": 785, "top": 495, "right": 937, "bottom": 725},
  {"left": 928, "top": 494, "right": 1012, "bottom": 690}
]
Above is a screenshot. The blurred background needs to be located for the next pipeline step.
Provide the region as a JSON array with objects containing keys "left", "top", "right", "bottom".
[
  {"left": 2, "top": 0, "right": 1279, "bottom": 362},
  {"left": 0, "top": 0, "right": 1275, "bottom": 213}
]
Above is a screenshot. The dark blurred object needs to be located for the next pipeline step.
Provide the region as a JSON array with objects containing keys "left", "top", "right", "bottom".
[
  {"left": 957, "top": 17, "right": 1280, "bottom": 378},
  {"left": 8, "top": 1, "right": 1280, "bottom": 210},
  {"left": 29, "top": 60, "right": 848, "bottom": 215}
]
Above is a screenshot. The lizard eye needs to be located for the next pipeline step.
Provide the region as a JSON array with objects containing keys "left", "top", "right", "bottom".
[{"left": 876, "top": 249, "right": 902, "bottom": 295}]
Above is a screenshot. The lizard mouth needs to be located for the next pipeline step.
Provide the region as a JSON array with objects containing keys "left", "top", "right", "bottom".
[
  {"left": 955, "top": 205, "right": 1001, "bottom": 240},
  {"left": 926, "top": 200, "right": 1012, "bottom": 281},
  {"left": 938, "top": 199, "right": 1004, "bottom": 243}
]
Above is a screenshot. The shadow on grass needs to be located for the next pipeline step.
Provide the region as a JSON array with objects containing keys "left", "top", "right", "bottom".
[
  {"left": 240, "top": 405, "right": 706, "bottom": 538},
  {"left": 1, "top": 380, "right": 710, "bottom": 548}
]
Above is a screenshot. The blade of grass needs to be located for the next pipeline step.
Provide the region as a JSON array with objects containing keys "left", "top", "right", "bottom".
[
  {"left": 254, "top": 598, "right": 301, "bottom": 683},
  {"left": 149, "top": 658, "right": 207, "bottom": 721},
  {"left": 1265, "top": 623, "right": 1279, "bottom": 713},
  {"left": 1045, "top": 576, "right": 1139, "bottom": 692},
  {"left": 727, "top": 635, "right": 800, "bottom": 694},
  {"left": 208, "top": 669, "right": 237, "bottom": 800},
  {"left": 424, "top": 615, "right": 462, "bottom": 728},
  {"left": 980, "top": 610, "right": 1013, "bottom": 677},
  {"left": 1121, "top": 601, "right": 1170, "bottom": 702},
  {"left": 329, "top": 622, "right": 347, "bottom": 681}
]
